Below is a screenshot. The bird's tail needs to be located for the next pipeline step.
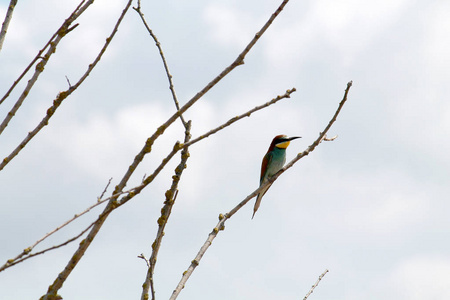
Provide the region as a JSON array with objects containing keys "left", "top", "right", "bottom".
[{"left": 252, "top": 193, "right": 262, "bottom": 219}]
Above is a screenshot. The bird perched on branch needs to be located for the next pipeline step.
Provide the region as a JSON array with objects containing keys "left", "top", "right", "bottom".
[{"left": 252, "top": 135, "right": 301, "bottom": 219}]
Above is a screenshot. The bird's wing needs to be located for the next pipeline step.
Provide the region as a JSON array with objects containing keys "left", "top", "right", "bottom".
[{"left": 260, "top": 151, "right": 273, "bottom": 184}]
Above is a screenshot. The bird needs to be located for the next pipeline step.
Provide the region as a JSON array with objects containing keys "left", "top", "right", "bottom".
[{"left": 252, "top": 135, "right": 301, "bottom": 219}]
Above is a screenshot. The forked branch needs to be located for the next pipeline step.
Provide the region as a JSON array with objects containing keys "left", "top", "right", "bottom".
[
  {"left": 141, "top": 122, "right": 192, "bottom": 300},
  {"left": 133, "top": 0, "right": 187, "bottom": 128},
  {"left": 0, "top": 0, "right": 90, "bottom": 129},
  {"left": 0, "top": 0, "right": 129, "bottom": 172}
]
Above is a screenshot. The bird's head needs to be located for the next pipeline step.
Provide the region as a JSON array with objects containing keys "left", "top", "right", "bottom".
[{"left": 270, "top": 134, "right": 301, "bottom": 150}]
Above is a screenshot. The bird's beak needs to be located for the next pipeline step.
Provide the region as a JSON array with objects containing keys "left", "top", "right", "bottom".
[{"left": 288, "top": 136, "right": 301, "bottom": 141}]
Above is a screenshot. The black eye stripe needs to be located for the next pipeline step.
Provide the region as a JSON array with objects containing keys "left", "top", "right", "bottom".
[{"left": 275, "top": 138, "right": 288, "bottom": 143}]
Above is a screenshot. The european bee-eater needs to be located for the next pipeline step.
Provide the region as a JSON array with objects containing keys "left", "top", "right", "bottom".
[{"left": 252, "top": 135, "right": 301, "bottom": 219}]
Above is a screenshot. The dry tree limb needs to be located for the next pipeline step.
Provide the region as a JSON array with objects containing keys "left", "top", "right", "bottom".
[
  {"left": 40, "top": 141, "right": 180, "bottom": 299},
  {"left": 0, "top": 0, "right": 90, "bottom": 132},
  {"left": 184, "top": 88, "right": 296, "bottom": 148},
  {"left": 133, "top": 0, "right": 187, "bottom": 128},
  {"left": 36, "top": 2, "right": 134, "bottom": 299},
  {"left": 0, "top": 178, "right": 114, "bottom": 272},
  {"left": 141, "top": 122, "right": 192, "bottom": 300},
  {"left": 0, "top": 0, "right": 129, "bottom": 172},
  {"left": 1, "top": 222, "right": 95, "bottom": 272},
  {"left": 169, "top": 81, "right": 353, "bottom": 300},
  {"left": 303, "top": 269, "right": 329, "bottom": 300},
  {"left": 0, "top": 0, "right": 18, "bottom": 52},
  {"left": 0, "top": 1, "right": 80, "bottom": 107},
  {"left": 138, "top": 253, "right": 150, "bottom": 268}
]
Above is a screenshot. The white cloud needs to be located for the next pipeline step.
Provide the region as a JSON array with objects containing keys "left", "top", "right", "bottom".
[
  {"left": 203, "top": 3, "right": 256, "bottom": 48},
  {"left": 390, "top": 256, "right": 450, "bottom": 299},
  {"left": 424, "top": 1, "right": 450, "bottom": 72},
  {"left": 264, "top": 0, "right": 409, "bottom": 66},
  {"left": 41, "top": 102, "right": 178, "bottom": 180},
  {"left": 292, "top": 164, "right": 434, "bottom": 236}
]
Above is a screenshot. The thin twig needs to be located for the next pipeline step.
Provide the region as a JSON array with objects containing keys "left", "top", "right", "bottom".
[
  {"left": 65, "top": 75, "right": 72, "bottom": 88},
  {"left": 184, "top": 88, "right": 296, "bottom": 148},
  {"left": 1, "top": 223, "right": 94, "bottom": 270},
  {"left": 0, "top": 1, "right": 88, "bottom": 134},
  {"left": 98, "top": 178, "right": 113, "bottom": 201},
  {"left": 0, "top": 0, "right": 127, "bottom": 172},
  {"left": 169, "top": 81, "right": 352, "bottom": 300},
  {"left": 0, "top": 0, "right": 18, "bottom": 52},
  {"left": 0, "top": 180, "right": 127, "bottom": 273},
  {"left": 0, "top": 1, "right": 87, "bottom": 106},
  {"left": 39, "top": 2, "right": 135, "bottom": 299},
  {"left": 303, "top": 269, "right": 329, "bottom": 300},
  {"left": 141, "top": 122, "right": 192, "bottom": 300},
  {"left": 138, "top": 253, "right": 150, "bottom": 268},
  {"left": 133, "top": 0, "right": 187, "bottom": 128}
]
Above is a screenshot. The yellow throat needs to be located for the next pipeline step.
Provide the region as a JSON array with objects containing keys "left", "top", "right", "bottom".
[{"left": 275, "top": 141, "right": 290, "bottom": 149}]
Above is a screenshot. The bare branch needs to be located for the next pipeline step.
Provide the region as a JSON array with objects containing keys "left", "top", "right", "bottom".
[
  {"left": 65, "top": 75, "right": 72, "bottom": 89},
  {"left": 0, "top": 0, "right": 130, "bottom": 172},
  {"left": 98, "top": 178, "right": 113, "bottom": 201},
  {"left": 322, "top": 135, "right": 337, "bottom": 141},
  {"left": 0, "top": 0, "right": 84, "bottom": 107},
  {"left": 0, "top": 222, "right": 94, "bottom": 271},
  {"left": 0, "top": 0, "right": 89, "bottom": 133},
  {"left": 0, "top": 0, "right": 18, "bottom": 52},
  {"left": 133, "top": 2, "right": 187, "bottom": 128},
  {"left": 0, "top": 179, "right": 122, "bottom": 273},
  {"left": 141, "top": 122, "right": 192, "bottom": 300},
  {"left": 138, "top": 253, "right": 150, "bottom": 268},
  {"left": 184, "top": 88, "right": 296, "bottom": 148},
  {"left": 38, "top": 2, "right": 135, "bottom": 299},
  {"left": 303, "top": 269, "right": 329, "bottom": 300},
  {"left": 169, "top": 81, "right": 352, "bottom": 300}
]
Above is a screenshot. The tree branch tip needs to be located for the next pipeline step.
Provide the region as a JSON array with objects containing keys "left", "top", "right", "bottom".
[
  {"left": 66, "top": 23, "right": 79, "bottom": 34},
  {"left": 286, "top": 87, "right": 296, "bottom": 94},
  {"left": 323, "top": 135, "right": 338, "bottom": 142},
  {"left": 138, "top": 253, "right": 150, "bottom": 268},
  {"left": 347, "top": 80, "right": 353, "bottom": 88}
]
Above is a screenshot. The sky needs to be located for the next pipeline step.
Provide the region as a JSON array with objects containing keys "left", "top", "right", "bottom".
[{"left": 1, "top": 0, "right": 450, "bottom": 299}]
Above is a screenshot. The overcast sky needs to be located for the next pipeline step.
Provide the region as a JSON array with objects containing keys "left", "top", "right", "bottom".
[{"left": 1, "top": 0, "right": 450, "bottom": 299}]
